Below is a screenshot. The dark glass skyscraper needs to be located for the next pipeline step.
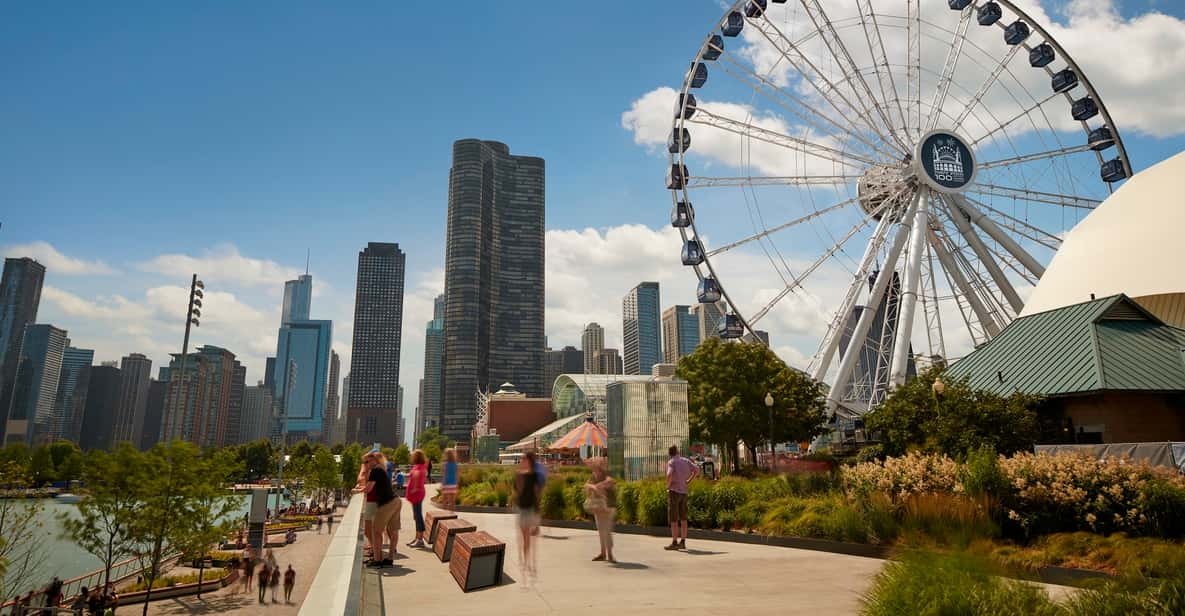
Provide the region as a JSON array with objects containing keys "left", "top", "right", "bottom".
[
  {"left": 5, "top": 324, "right": 67, "bottom": 445},
  {"left": 0, "top": 257, "right": 46, "bottom": 442},
  {"left": 80, "top": 364, "right": 121, "bottom": 451},
  {"left": 54, "top": 346, "right": 94, "bottom": 443},
  {"left": 114, "top": 353, "right": 152, "bottom": 446},
  {"left": 442, "top": 139, "right": 545, "bottom": 445},
  {"left": 419, "top": 293, "right": 445, "bottom": 437},
  {"left": 346, "top": 242, "right": 405, "bottom": 445},
  {"left": 623, "top": 282, "right": 661, "bottom": 375}
]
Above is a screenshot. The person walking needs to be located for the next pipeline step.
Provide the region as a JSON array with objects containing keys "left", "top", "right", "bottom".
[
  {"left": 366, "top": 451, "right": 401, "bottom": 567},
  {"left": 283, "top": 565, "right": 296, "bottom": 603},
  {"left": 326, "top": 513, "right": 333, "bottom": 534},
  {"left": 584, "top": 457, "right": 617, "bottom": 563},
  {"left": 405, "top": 449, "right": 429, "bottom": 548},
  {"left": 316, "top": 515, "right": 323, "bottom": 533},
  {"left": 242, "top": 549, "right": 256, "bottom": 594},
  {"left": 441, "top": 448, "right": 459, "bottom": 511},
  {"left": 664, "top": 445, "right": 699, "bottom": 551},
  {"left": 514, "top": 451, "right": 543, "bottom": 584},
  {"left": 270, "top": 565, "right": 281, "bottom": 603},
  {"left": 264, "top": 547, "right": 278, "bottom": 573},
  {"left": 257, "top": 563, "right": 270, "bottom": 603}
]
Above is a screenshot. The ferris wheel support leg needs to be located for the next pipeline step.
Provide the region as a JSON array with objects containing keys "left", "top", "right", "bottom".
[
  {"left": 889, "top": 190, "right": 931, "bottom": 387},
  {"left": 928, "top": 231, "right": 1002, "bottom": 338},
  {"left": 811, "top": 205, "right": 896, "bottom": 383},
  {"left": 825, "top": 191, "right": 922, "bottom": 415},
  {"left": 938, "top": 196, "right": 1024, "bottom": 313},
  {"left": 947, "top": 194, "right": 1046, "bottom": 279}
]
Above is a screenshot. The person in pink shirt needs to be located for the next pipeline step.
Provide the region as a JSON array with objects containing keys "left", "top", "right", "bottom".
[
  {"left": 405, "top": 449, "right": 429, "bottom": 548},
  {"left": 665, "top": 444, "right": 699, "bottom": 550}
]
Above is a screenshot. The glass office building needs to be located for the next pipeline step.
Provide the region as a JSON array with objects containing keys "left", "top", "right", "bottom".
[
  {"left": 274, "top": 319, "right": 332, "bottom": 438},
  {"left": 606, "top": 378, "right": 690, "bottom": 481},
  {"left": 623, "top": 282, "right": 661, "bottom": 375}
]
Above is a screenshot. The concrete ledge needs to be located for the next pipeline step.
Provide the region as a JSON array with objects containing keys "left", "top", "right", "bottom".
[{"left": 298, "top": 494, "right": 364, "bottom": 616}]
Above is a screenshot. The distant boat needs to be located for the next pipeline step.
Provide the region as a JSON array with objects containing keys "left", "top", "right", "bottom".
[{"left": 55, "top": 493, "right": 83, "bottom": 504}]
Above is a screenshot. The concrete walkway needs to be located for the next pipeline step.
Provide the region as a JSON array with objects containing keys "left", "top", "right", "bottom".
[
  {"left": 125, "top": 520, "right": 337, "bottom": 615},
  {"left": 372, "top": 502, "right": 886, "bottom": 615}
]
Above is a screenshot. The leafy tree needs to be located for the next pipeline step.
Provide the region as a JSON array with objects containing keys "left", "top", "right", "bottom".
[
  {"left": 0, "top": 462, "right": 46, "bottom": 605},
  {"left": 289, "top": 440, "right": 314, "bottom": 464},
  {"left": 57, "top": 451, "right": 84, "bottom": 483},
  {"left": 28, "top": 445, "right": 54, "bottom": 486},
  {"left": 236, "top": 439, "right": 276, "bottom": 481},
  {"left": 416, "top": 427, "right": 452, "bottom": 452},
  {"left": 306, "top": 447, "right": 341, "bottom": 508},
  {"left": 60, "top": 444, "right": 143, "bottom": 590},
  {"left": 174, "top": 449, "right": 239, "bottom": 599},
  {"left": 46, "top": 440, "right": 82, "bottom": 481},
  {"left": 423, "top": 442, "right": 442, "bottom": 463},
  {"left": 338, "top": 443, "right": 364, "bottom": 490},
  {"left": 676, "top": 338, "right": 827, "bottom": 471},
  {"left": 864, "top": 368, "right": 1042, "bottom": 459},
  {"left": 131, "top": 440, "right": 206, "bottom": 616},
  {"left": 391, "top": 443, "right": 410, "bottom": 465},
  {"left": 0, "top": 443, "right": 30, "bottom": 474}
]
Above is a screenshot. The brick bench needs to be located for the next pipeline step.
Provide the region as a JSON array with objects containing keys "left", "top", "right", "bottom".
[
  {"left": 425, "top": 510, "right": 457, "bottom": 545},
  {"left": 449, "top": 531, "right": 506, "bottom": 592},
  {"left": 433, "top": 519, "right": 477, "bottom": 562}
]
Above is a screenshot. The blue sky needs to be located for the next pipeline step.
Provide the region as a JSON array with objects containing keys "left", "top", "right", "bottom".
[{"left": 3, "top": 0, "right": 1184, "bottom": 441}]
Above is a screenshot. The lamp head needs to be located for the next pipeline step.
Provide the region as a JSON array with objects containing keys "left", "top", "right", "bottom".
[
  {"left": 764, "top": 392, "right": 774, "bottom": 407},
  {"left": 932, "top": 378, "right": 946, "bottom": 396}
]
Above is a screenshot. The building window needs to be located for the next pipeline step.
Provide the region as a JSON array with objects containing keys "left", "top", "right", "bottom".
[{"left": 364, "top": 416, "right": 377, "bottom": 435}]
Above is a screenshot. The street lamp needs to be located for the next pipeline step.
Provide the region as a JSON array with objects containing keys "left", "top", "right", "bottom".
[
  {"left": 170, "top": 275, "right": 204, "bottom": 442},
  {"left": 764, "top": 392, "right": 774, "bottom": 473},
  {"left": 931, "top": 377, "right": 946, "bottom": 397}
]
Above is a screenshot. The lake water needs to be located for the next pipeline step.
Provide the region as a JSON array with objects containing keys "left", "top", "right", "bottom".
[{"left": 3, "top": 493, "right": 292, "bottom": 599}]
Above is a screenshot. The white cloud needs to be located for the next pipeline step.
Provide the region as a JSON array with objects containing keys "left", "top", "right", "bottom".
[
  {"left": 1, "top": 242, "right": 118, "bottom": 275},
  {"left": 136, "top": 244, "right": 302, "bottom": 289}
]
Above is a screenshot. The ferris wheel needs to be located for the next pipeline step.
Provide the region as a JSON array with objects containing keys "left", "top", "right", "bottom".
[{"left": 667, "top": 0, "right": 1131, "bottom": 417}]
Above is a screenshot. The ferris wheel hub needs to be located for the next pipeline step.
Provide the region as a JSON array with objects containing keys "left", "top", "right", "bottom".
[
  {"left": 857, "top": 163, "right": 911, "bottom": 219},
  {"left": 914, "top": 129, "right": 977, "bottom": 194}
]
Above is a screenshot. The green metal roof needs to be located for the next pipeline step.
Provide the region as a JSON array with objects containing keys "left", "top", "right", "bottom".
[{"left": 945, "top": 294, "right": 1185, "bottom": 396}]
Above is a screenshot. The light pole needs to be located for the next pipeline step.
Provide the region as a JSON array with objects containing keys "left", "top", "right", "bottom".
[
  {"left": 764, "top": 392, "right": 774, "bottom": 473},
  {"left": 170, "top": 275, "right": 203, "bottom": 442}
]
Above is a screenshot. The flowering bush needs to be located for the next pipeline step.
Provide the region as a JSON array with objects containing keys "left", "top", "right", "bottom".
[{"left": 844, "top": 451, "right": 1185, "bottom": 539}]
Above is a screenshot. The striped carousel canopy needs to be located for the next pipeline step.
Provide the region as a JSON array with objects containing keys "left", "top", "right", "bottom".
[{"left": 548, "top": 415, "right": 607, "bottom": 450}]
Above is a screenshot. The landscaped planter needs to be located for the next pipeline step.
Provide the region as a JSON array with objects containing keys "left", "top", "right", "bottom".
[{"left": 118, "top": 570, "right": 239, "bottom": 605}]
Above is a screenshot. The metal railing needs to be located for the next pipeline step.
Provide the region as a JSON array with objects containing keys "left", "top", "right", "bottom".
[{"left": 1, "top": 552, "right": 181, "bottom": 615}]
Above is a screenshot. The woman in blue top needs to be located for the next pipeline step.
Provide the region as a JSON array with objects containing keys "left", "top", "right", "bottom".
[{"left": 441, "top": 448, "right": 459, "bottom": 511}]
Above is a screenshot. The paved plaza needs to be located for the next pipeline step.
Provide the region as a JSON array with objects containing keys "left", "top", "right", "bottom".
[
  {"left": 126, "top": 520, "right": 336, "bottom": 615},
  {"left": 371, "top": 499, "right": 886, "bottom": 615}
]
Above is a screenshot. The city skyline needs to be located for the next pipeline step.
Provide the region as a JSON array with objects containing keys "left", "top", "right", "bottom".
[{"left": 4, "top": 1, "right": 1185, "bottom": 445}]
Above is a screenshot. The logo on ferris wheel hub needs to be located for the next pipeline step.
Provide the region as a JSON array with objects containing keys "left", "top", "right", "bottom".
[{"left": 916, "top": 130, "right": 977, "bottom": 194}]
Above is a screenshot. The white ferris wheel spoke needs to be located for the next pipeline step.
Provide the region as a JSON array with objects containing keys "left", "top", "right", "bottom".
[
  {"left": 967, "top": 183, "right": 1100, "bottom": 209},
  {"left": 946, "top": 194, "right": 1046, "bottom": 278},
  {"left": 928, "top": 227, "right": 1001, "bottom": 339},
  {"left": 715, "top": 55, "right": 898, "bottom": 162},
  {"left": 856, "top": 0, "right": 909, "bottom": 142},
  {"left": 925, "top": 5, "right": 973, "bottom": 134},
  {"left": 798, "top": 0, "right": 910, "bottom": 152},
  {"left": 971, "top": 92, "right": 1060, "bottom": 147},
  {"left": 937, "top": 195, "right": 1024, "bottom": 313},
  {"left": 952, "top": 43, "right": 1025, "bottom": 133},
  {"left": 745, "top": 15, "right": 904, "bottom": 156},
  {"left": 889, "top": 187, "right": 931, "bottom": 386},
  {"left": 706, "top": 197, "right": 860, "bottom": 258},
  {"left": 978, "top": 144, "right": 1096, "bottom": 171},
  {"left": 686, "top": 174, "right": 861, "bottom": 188},
  {"left": 963, "top": 196, "right": 1062, "bottom": 249},
  {"left": 687, "top": 107, "right": 875, "bottom": 168},
  {"left": 906, "top": 0, "right": 921, "bottom": 141},
  {"left": 919, "top": 236, "right": 947, "bottom": 361}
]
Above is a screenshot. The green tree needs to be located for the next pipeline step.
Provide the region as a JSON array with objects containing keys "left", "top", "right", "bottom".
[
  {"left": 28, "top": 445, "right": 54, "bottom": 486},
  {"left": 0, "top": 462, "right": 45, "bottom": 605},
  {"left": 60, "top": 444, "right": 143, "bottom": 590},
  {"left": 864, "top": 368, "right": 1043, "bottom": 458},
  {"left": 391, "top": 443, "right": 410, "bottom": 465},
  {"left": 131, "top": 440, "right": 206, "bottom": 616},
  {"left": 676, "top": 338, "right": 827, "bottom": 471},
  {"left": 339, "top": 443, "right": 364, "bottom": 490},
  {"left": 236, "top": 439, "right": 276, "bottom": 481},
  {"left": 174, "top": 449, "right": 239, "bottom": 599},
  {"left": 416, "top": 427, "right": 452, "bottom": 452},
  {"left": 46, "top": 440, "right": 82, "bottom": 481},
  {"left": 0, "top": 443, "right": 31, "bottom": 474},
  {"left": 306, "top": 447, "right": 341, "bottom": 508},
  {"left": 423, "top": 442, "right": 442, "bottom": 463}
]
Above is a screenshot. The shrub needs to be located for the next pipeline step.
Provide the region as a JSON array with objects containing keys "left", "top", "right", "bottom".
[
  {"left": 861, "top": 552, "right": 1060, "bottom": 616},
  {"left": 688, "top": 481, "right": 716, "bottom": 529},
  {"left": 757, "top": 495, "right": 869, "bottom": 543},
  {"left": 898, "top": 493, "right": 997, "bottom": 548},
  {"left": 960, "top": 445, "right": 1007, "bottom": 498},
  {"left": 710, "top": 478, "right": 751, "bottom": 513},
  {"left": 638, "top": 483, "right": 669, "bottom": 527},
  {"left": 733, "top": 501, "right": 769, "bottom": 533},
  {"left": 856, "top": 444, "right": 884, "bottom": 464},
  {"left": 540, "top": 480, "right": 566, "bottom": 520},
  {"left": 986, "top": 532, "right": 1185, "bottom": 579},
  {"left": 126, "top": 569, "right": 227, "bottom": 592},
  {"left": 1139, "top": 479, "right": 1185, "bottom": 539},
  {"left": 563, "top": 483, "right": 586, "bottom": 520},
  {"left": 716, "top": 510, "right": 735, "bottom": 531},
  {"left": 617, "top": 482, "right": 639, "bottom": 524}
]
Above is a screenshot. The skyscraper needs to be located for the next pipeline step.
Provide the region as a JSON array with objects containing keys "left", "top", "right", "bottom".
[
  {"left": 240, "top": 381, "right": 273, "bottom": 444},
  {"left": 544, "top": 346, "right": 583, "bottom": 394},
  {"left": 396, "top": 384, "right": 405, "bottom": 446},
  {"left": 140, "top": 379, "right": 167, "bottom": 450},
  {"left": 661, "top": 305, "right": 700, "bottom": 364},
  {"left": 442, "top": 139, "right": 546, "bottom": 445},
  {"left": 225, "top": 362, "right": 246, "bottom": 445},
  {"left": 0, "top": 257, "right": 46, "bottom": 442},
  {"left": 419, "top": 293, "right": 445, "bottom": 437},
  {"left": 742, "top": 330, "right": 771, "bottom": 346},
  {"left": 281, "top": 274, "right": 313, "bottom": 325},
  {"left": 161, "top": 345, "right": 238, "bottom": 448},
  {"left": 623, "top": 282, "right": 661, "bottom": 375},
  {"left": 691, "top": 301, "right": 726, "bottom": 343},
  {"left": 347, "top": 243, "right": 406, "bottom": 445},
  {"left": 113, "top": 353, "right": 152, "bottom": 446},
  {"left": 340, "top": 374, "right": 350, "bottom": 444},
  {"left": 53, "top": 346, "right": 94, "bottom": 444},
  {"left": 595, "top": 348, "right": 623, "bottom": 375},
  {"left": 4, "top": 324, "right": 68, "bottom": 445},
  {"left": 274, "top": 320, "right": 332, "bottom": 442},
  {"left": 322, "top": 350, "right": 341, "bottom": 446},
  {"left": 80, "top": 364, "right": 121, "bottom": 451},
  {"left": 582, "top": 323, "right": 605, "bottom": 375}
]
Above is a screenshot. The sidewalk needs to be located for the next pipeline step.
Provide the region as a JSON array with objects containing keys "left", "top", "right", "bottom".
[
  {"left": 371, "top": 499, "right": 885, "bottom": 615},
  {"left": 126, "top": 521, "right": 336, "bottom": 615}
]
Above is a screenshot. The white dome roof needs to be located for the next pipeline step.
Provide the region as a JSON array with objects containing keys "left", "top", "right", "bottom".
[{"left": 1021, "top": 150, "right": 1185, "bottom": 321}]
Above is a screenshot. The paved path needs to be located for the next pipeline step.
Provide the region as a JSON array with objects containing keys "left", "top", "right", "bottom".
[
  {"left": 372, "top": 502, "right": 886, "bottom": 615},
  {"left": 124, "top": 519, "right": 337, "bottom": 616}
]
